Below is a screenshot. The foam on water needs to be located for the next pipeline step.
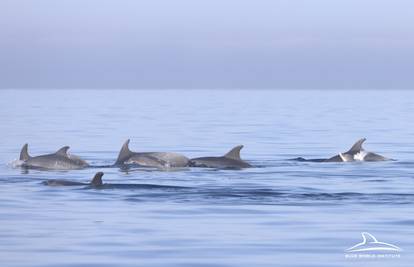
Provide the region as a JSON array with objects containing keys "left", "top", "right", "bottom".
[
  {"left": 8, "top": 159, "right": 24, "bottom": 168},
  {"left": 354, "top": 150, "right": 368, "bottom": 161}
]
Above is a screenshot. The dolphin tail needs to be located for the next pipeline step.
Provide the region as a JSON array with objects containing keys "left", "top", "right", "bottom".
[
  {"left": 346, "top": 138, "right": 366, "bottom": 154},
  {"left": 224, "top": 145, "right": 244, "bottom": 160},
  {"left": 20, "top": 144, "right": 30, "bottom": 161},
  {"left": 91, "top": 172, "right": 104, "bottom": 186},
  {"left": 115, "top": 139, "right": 132, "bottom": 165}
]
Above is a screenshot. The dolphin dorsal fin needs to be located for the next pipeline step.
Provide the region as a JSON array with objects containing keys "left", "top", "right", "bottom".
[
  {"left": 361, "top": 232, "right": 378, "bottom": 243},
  {"left": 20, "top": 143, "right": 30, "bottom": 161},
  {"left": 91, "top": 172, "right": 104, "bottom": 186},
  {"left": 224, "top": 145, "right": 244, "bottom": 160},
  {"left": 55, "top": 146, "right": 70, "bottom": 156},
  {"left": 346, "top": 138, "right": 366, "bottom": 154},
  {"left": 115, "top": 139, "right": 133, "bottom": 164}
]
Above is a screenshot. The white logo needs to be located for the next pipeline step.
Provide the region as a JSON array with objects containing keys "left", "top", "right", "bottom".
[{"left": 345, "top": 232, "right": 401, "bottom": 259}]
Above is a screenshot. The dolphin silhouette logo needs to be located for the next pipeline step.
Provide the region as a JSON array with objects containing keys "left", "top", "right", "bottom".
[{"left": 346, "top": 232, "right": 401, "bottom": 253}]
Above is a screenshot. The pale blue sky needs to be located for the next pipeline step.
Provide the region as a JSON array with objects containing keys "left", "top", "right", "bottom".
[{"left": 1, "top": 0, "right": 413, "bottom": 89}]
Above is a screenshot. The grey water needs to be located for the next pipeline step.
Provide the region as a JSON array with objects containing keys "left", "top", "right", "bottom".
[{"left": 0, "top": 89, "right": 413, "bottom": 267}]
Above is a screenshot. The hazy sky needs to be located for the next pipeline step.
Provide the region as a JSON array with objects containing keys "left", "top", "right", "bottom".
[{"left": 1, "top": 0, "right": 413, "bottom": 89}]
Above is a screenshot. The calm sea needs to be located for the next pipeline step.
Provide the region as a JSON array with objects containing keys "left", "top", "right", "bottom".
[{"left": 0, "top": 89, "right": 413, "bottom": 267}]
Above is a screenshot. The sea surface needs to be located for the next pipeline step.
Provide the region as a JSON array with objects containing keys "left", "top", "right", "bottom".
[{"left": 0, "top": 89, "right": 413, "bottom": 267}]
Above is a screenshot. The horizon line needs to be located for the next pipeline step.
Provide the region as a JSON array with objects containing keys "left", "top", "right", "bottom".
[{"left": 1, "top": 88, "right": 413, "bottom": 90}]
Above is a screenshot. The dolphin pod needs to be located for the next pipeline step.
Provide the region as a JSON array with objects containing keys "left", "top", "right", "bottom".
[
  {"left": 294, "top": 138, "right": 390, "bottom": 162},
  {"left": 18, "top": 138, "right": 391, "bottom": 170}
]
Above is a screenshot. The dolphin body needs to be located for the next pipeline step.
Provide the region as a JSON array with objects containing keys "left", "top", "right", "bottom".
[
  {"left": 19, "top": 144, "right": 89, "bottom": 170},
  {"left": 115, "top": 139, "right": 190, "bottom": 168},
  {"left": 346, "top": 232, "right": 401, "bottom": 253},
  {"left": 44, "top": 172, "right": 103, "bottom": 186},
  {"left": 44, "top": 172, "right": 188, "bottom": 190},
  {"left": 294, "top": 138, "right": 390, "bottom": 162},
  {"left": 189, "top": 145, "right": 252, "bottom": 169}
]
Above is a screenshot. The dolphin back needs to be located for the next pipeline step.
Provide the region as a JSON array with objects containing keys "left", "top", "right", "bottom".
[
  {"left": 363, "top": 152, "right": 388, "bottom": 161},
  {"left": 190, "top": 145, "right": 251, "bottom": 168}
]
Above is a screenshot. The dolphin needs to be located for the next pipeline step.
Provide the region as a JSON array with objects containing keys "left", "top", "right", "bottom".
[
  {"left": 189, "top": 145, "right": 252, "bottom": 169},
  {"left": 115, "top": 139, "right": 190, "bottom": 168},
  {"left": 44, "top": 172, "right": 188, "bottom": 190},
  {"left": 43, "top": 172, "right": 103, "bottom": 186},
  {"left": 294, "top": 138, "right": 390, "bottom": 162},
  {"left": 346, "top": 232, "right": 401, "bottom": 252},
  {"left": 19, "top": 144, "right": 89, "bottom": 170}
]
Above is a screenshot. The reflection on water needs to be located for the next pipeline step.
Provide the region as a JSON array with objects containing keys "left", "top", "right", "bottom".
[{"left": 0, "top": 89, "right": 413, "bottom": 267}]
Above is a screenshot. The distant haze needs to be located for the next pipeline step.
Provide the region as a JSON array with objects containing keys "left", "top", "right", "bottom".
[{"left": 1, "top": 0, "right": 413, "bottom": 89}]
